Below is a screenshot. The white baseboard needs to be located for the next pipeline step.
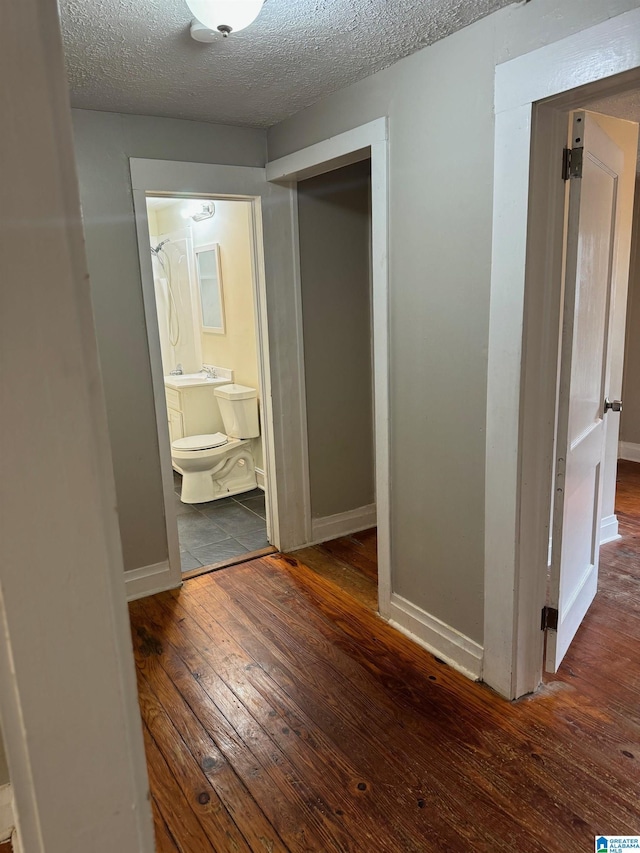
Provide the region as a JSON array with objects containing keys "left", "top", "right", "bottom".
[
  {"left": 0, "top": 784, "right": 14, "bottom": 843},
  {"left": 388, "top": 593, "right": 483, "bottom": 681},
  {"left": 11, "top": 827, "right": 22, "bottom": 853},
  {"left": 255, "top": 467, "right": 266, "bottom": 490},
  {"left": 310, "top": 503, "right": 376, "bottom": 545},
  {"left": 600, "top": 514, "right": 621, "bottom": 545},
  {"left": 619, "top": 441, "right": 640, "bottom": 463},
  {"left": 125, "top": 561, "right": 181, "bottom": 602}
]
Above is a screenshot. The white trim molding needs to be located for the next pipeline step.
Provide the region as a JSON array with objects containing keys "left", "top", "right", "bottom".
[
  {"left": 619, "top": 441, "right": 640, "bottom": 463},
  {"left": 495, "top": 10, "right": 640, "bottom": 115},
  {"left": 485, "top": 7, "right": 640, "bottom": 700},
  {"left": 266, "top": 118, "right": 387, "bottom": 183},
  {"left": 600, "top": 514, "right": 621, "bottom": 545},
  {"left": 125, "top": 561, "right": 180, "bottom": 602},
  {"left": 310, "top": 504, "right": 377, "bottom": 545},
  {"left": 0, "top": 787, "right": 20, "bottom": 853},
  {"left": 11, "top": 829, "right": 23, "bottom": 853},
  {"left": 0, "top": 784, "right": 14, "bottom": 842},
  {"left": 389, "top": 594, "right": 483, "bottom": 681}
]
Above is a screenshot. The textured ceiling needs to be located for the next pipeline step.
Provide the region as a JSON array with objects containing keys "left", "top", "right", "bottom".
[
  {"left": 60, "top": 0, "right": 515, "bottom": 128},
  {"left": 585, "top": 89, "right": 640, "bottom": 169},
  {"left": 587, "top": 89, "right": 640, "bottom": 124}
]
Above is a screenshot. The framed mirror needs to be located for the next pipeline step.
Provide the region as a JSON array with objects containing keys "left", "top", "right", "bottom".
[{"left": 194, "top": 242, "right": 225, "bottom": 334}]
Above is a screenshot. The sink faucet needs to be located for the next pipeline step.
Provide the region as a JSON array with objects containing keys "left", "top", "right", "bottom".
[
  {"left": 169, "top": 363, "right": 183, "bottom": 376},
  {"left": 201, "top": 365, "right": 217, "bottom": 379}
]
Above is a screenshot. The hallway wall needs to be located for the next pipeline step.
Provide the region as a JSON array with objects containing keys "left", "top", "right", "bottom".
[
  {"left": 72, "top": 110, "right": 266, "bottom": 572},
  {"left": 0, "top": 729, "right": 8, "bottom": 788},
  {"left": 298, "top": 160, "right": 374, "bottom": 520},
  {"left": 267, "top": 0, "right": 640, "bottom": 644},
  {"left": 622, "top": 178, "right": 640, "bottom": 447}
]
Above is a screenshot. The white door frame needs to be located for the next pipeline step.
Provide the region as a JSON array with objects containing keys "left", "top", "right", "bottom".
[
  {"left": 130, "top": 160, "right": 282, "bottom": 591},
  {"left": 266, "top": 118, "right": 392, "bottom": 617},
  {"left": 485, "top": 7, "right": 640, "bottom": 699}
]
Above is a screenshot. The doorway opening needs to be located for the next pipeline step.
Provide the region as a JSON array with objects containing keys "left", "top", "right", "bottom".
[
  {"left": 561, "top": 90, "right": 640, "bottom": 686},
  {"left": 285, "top": 159, "right": 378, "bottom": 610},
  {"left": 143, "top": 193, "right": 275, "bottom": 580},
  {"left": 539, "top": 105, "right": 638, "bottom": 674},
  {"left": 485, "top": 9, "right": 640, "bottom": 699},
  {"left": 265, "top": 117, "right": 392, "bottom": 622}
]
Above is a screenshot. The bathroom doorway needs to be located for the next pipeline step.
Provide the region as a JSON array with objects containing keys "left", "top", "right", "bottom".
[{"left": 144, "top": 194, "right": 274, "bottom": 577}]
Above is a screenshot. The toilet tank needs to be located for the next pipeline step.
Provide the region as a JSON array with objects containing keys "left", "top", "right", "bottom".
[{"left": 213, "top": 384, "right": 260, "bottom": 439}]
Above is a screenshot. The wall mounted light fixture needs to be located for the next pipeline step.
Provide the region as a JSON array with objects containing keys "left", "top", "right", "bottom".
[
  {"left": 187, "top": 0, "right": 266, "bottom": 40},
  {"left": 180, "top": 201, "right": 216, "bottom": 221},
  {"left": 192, "top": 202, "right": 215, "bottom": 222}
]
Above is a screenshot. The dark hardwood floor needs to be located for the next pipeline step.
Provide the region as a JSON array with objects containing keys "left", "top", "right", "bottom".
[
  {"left": 0, "top": 840, "right": 11, "bottom": 853},
  {"left": 615, "top": 459, "right": 640, "bottom": 534},
  {"left": 130, "top": 462, "right": 640, "bottom": 852},
  {"left": 287, "top": 527, "right": 378, "bottom": 611}
]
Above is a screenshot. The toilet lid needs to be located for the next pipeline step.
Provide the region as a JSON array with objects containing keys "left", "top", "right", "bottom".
[{"left": 172, "top": 432, "right": 228, "bottom": 451}]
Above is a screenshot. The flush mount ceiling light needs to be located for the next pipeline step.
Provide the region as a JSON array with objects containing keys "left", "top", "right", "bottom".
[{"left": 187, "top": 0, "right": 266, "bottom": 40}]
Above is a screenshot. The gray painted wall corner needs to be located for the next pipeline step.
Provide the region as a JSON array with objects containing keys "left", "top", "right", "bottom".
[
  {"left": 0, "top": 726, "right": 8, "bottom": 788},
  {"left": 72, "top": 109, "right": 267, "bottom": 571},
  {"left": 298, "top": 160, "right": 375, "bottom": 519}
]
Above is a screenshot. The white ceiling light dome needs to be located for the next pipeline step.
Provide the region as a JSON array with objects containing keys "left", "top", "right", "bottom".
[{"left": 186, "top": 0, "right": 266, "bottom": 38}]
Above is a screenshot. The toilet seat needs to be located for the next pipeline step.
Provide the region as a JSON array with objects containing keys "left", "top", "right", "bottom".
[{"left": 172, "top": 432, "right": 228, "bottom": 452}]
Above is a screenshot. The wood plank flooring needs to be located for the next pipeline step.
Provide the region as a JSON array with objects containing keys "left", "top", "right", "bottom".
[
  {"left": 287, "top": 527, "right": 378, "bottom": 611},
  {"left": 131, "top": 462, "right": 640, "bottom": 852},
  {"left": 615, "top": 459, "right": 640, "bottom": 535}
]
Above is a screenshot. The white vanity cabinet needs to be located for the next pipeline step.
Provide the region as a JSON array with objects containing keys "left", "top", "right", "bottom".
[
  {"left": 164, "top": 384, "right": 225, "bottom": 444},
  {"left": 167, "top": 406, "right": 184, "bottom": 444}
]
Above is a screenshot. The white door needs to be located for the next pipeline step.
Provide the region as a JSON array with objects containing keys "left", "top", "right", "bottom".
[{"left": 545, "top": 112, "right": 624, "bottom": 671}]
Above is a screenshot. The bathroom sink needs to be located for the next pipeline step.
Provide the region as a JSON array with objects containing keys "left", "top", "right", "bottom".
[{"left": 164, "top": 373, "right": 230, "bottom": 390}]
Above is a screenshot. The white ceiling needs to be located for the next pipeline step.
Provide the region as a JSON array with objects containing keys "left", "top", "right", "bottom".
[{"left": 60, "top": 0, "right": 515, "bottom": 128}]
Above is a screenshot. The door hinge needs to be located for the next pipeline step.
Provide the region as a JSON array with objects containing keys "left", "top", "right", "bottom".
[
  {"left": 562, "top": 146, "right": 583, "bottom": 180},
  {"left": 541, "top": 606, "right": 558, "bottom": 631}
]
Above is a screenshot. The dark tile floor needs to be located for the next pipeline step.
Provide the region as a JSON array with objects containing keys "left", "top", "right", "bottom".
[{"left": 173, "top": 471, "right": 269, "bottom": 572}]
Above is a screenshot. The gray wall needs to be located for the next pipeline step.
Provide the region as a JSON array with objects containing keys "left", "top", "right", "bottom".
[
  {"left": 622, "top": 178, "right": 640, "bottom": 446},
  {"left": 298, "top": 161, "right": 374, "bottom": 519},
  {"left": 0, "top": 727, "right": 8, "bottom": 787},
  {"left": 72, "top": 110, "right": 266, "bottom": 571},
  {"left": 268, "top": 0, "right": 640, "bottom": 643}
]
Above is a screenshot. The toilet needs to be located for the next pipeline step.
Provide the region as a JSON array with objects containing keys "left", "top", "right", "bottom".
[{"left": 171, "top": 383, "right": 260, "bottom": 504}]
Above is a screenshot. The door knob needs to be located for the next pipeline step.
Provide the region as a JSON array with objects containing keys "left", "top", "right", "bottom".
[{"left": 604, "top": 398, "right": 623, "bottom": 413}]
